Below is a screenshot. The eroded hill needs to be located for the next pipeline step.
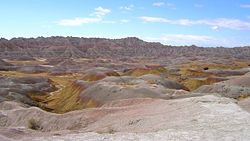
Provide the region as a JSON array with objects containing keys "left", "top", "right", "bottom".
[{"left": 1, "top": 37, "right": 250, "bottom": 140}]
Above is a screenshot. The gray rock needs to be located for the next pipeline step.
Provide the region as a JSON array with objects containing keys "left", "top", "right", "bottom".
[
  {"left": 0, "top": 76, "right": 56, "bottom": 106},
  {"left": 1, "top": 95, "right": 250, "bottom": 140},
  {"left": 195, "top": 73, "right": 250, "bottom": 99}
]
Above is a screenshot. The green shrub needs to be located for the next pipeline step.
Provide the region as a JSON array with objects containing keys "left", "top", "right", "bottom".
[{"left": 27, "top": 118, "right": 43, "bottom": 130}]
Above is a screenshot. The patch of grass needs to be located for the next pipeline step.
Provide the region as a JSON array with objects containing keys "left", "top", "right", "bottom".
[
  {"left": 128, "top": 119, "right": 141, "bottom": 125},
  {"left": 107, "top": 128, "right": 116, "bottom": 134},
  {"left": 27, "top": 118, "right": 43, "bottom": 130}
]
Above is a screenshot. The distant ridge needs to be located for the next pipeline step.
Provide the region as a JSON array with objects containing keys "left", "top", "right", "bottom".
[{"left": 0, "top": 36, "right": 249, "bottom": 60}]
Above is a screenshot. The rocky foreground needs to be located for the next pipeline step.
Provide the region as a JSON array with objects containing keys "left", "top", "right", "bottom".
[
  {"left": 1, "top": 95, "right": 250, "bottom": 141},
  {"left": 1, "top": 37, "right": 250, "bottom": 140}
]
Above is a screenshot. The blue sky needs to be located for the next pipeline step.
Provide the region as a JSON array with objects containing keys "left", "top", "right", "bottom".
[{"left": 1, "top": 0, "right": 250, "bottom": 47}]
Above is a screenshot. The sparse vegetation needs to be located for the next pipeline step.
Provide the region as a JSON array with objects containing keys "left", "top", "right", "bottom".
[
  {"left": 203, "top": 67, "right": 209, "bottom": 70},
  {"left": 107, "top": 128, "right": 116, "bottom": 134},
  {"left": 128, "top": 119, "right": 141, "bottom": 125},
  {"left": 27, "top": 118, "right": 43, "bottom": 130}
]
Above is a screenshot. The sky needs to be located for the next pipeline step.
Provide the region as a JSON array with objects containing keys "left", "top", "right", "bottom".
[{"left": 0, "top": 0, "right": 250, "bottom": 47}]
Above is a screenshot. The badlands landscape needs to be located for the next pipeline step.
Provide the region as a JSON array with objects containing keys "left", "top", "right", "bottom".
[{"left": 0, "top": 37, "right": 250, "bottom": 140}]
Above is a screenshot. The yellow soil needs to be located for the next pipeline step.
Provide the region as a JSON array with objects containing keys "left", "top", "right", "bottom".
[
  {"left": 4, "top": 59, "right": 48, "bottom": 65},
  {"left": 1, "top": 59, "right": 249, "bottom": 113},
  {"left": 81, "top": 71, "right": 120, "bottom": 81},
  {"left": 175, "top": 60, "right": 250, "bottom": 90},
  {"left": 181, "top": 79, "right": 209, "bottom": 91},
  {"left": 179, "top": 60, "right": 250, "bottom": 71},
  {"left": 0, "top": 71, "right": 83, "bottom": 87},
  {"left": 42, "top": 81, "right": 98, "bottom": 113},
  {"left": 124, "top": 67, "right": 168, "bottom": 77}
]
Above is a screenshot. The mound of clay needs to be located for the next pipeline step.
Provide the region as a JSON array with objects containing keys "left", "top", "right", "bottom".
[
  {"left": 123, "top": 67, "right": 168, "bottom": 77},
  {"left": 0, "top": 101, "right": 27, "bottom": 110},
  {"left": 45, "top": 58, "right": 64, "bottom": 65},
  {"left": 81, "top": 67, "right": 120, "bottom": 81},
  {"left": 43, "top": 80, "right": 94, "bottom": 113},
  {"left": 224, "top": 76, "right": 250, "bottom": 87},
  {"left": 176, "top": 66, "right": 250, "bottom": 91},
  {"left": 204, "top": 68, "right": 250, "bottom": 76},
  {"left": 56, "top": 59, "right": 79, "bottom": 67},
  {"left": 238, "top": 97, "right": 250, "bottom": 113},
  {"left": 48, "top": 66, "right": 70, "bottom": 75},
  {"left": 0, "top": 76, "right": 57, "bottom": 106},
  {"left": 79, "top": 76, "right": 188, "bottom": 106},
  {"left": 41, "top": 75, "right": 188, "bottom": 113},
  {"left": 17, "top": 65, "right": 48, "bottom": 73},
  {"left": 1, "top": 95, "right": 250, "bottom": 140},
  {"left": 139, "top": 74, "right": 187, "bottom": 90},
  {"left": 0, "top": 59, "right": 16, "bottom": 71},
  {"left": 0, "top": 59, "right": 12, "bottom": 66},
  {"left": 181, "top": 77, "right": 228, "bottom": 91},
  {"left": 47, "top": 59, "right": 83, "bottom": 75},
  {"left": 195, "top": 73, "right": 250, "bottom": 98}
]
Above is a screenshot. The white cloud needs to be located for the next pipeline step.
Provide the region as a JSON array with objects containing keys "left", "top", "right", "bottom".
[
  {"left": 153, "top": 2, "right": 176, "bottom": 9},
  {"left": 211, "top": 26, "right": 219, "bottom": 31},
  {"left": 153, "top": 2, "right": 165, "bottom": 7},
  {"left": 58, "top": 6, "right": 111, "bottom": 26},
  {"left": 58, "top": 18, "right": 101, "bottom": 26},
  {"left": 240, "top": 4, "right": 250, "bottom": 8},
  {"left": 93, "top": 6, "right": 111, "bottom": 17},
  {"left": 176, "top": 19, "right": 194, "bottom": 25},
  {"left": 120, "top": 4, "right": 134, "bottom": 11},
  {"left": 161, "top": 34, "right": 214, "bottom": 44},
  {"left": 144, "top": 34, "right": 248, "bottom": 47},
  {"left": 140, "top": 16, "right": 170, "bottom": 23},
  {"left": 140, "top": 16, "right": 250, "bottom": 30},
  {"left": 144, "top": 34, "right": 216, "bottom": 46},
  {"left": 119, "top": 4, "right": 135, "bottom": 13},
  {"left": 203, "top": 18, "right": 250, "bottom": 30}
]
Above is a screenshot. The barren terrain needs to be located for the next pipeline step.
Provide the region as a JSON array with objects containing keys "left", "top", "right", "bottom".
[{"left": 0, "top": 37, "right": 250, "bottom": 140}]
